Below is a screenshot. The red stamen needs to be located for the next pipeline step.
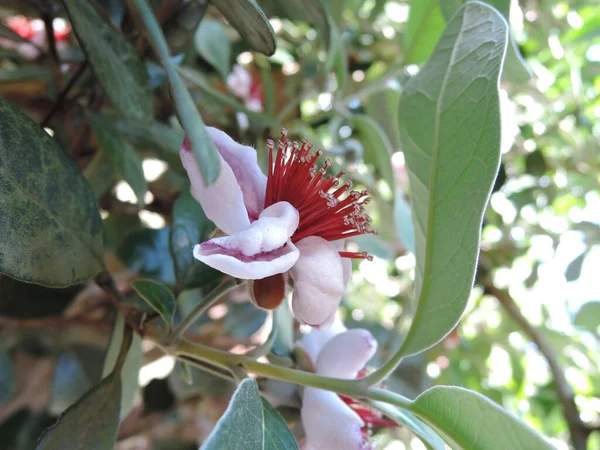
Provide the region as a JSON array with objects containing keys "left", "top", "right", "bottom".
[{"left": 264, "top": 130, "right": 375, "bottom": 260}]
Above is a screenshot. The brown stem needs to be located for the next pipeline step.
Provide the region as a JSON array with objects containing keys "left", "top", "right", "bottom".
[
  {"left": 484, "top": 280, "right": 591, "bottom": 450},
  {"left": 41, "top": 61, "right": 89, "bottom": 128}
]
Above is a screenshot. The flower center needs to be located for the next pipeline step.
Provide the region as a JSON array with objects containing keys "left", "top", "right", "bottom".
[{"left": 264, "top": 129, "right": 374, "bottom": 260}]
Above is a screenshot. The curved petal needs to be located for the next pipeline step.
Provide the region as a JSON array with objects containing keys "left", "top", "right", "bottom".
[
  {"left": 193, "top": 202, "right": 300, "bottom": 280},
  {"left": 301, "top": 388, "right": 364, "bottom": 450},
  {"left": 290, "top": 237, "right": 345, "bottom": 327},
  {"left": 207, "top": 127, "right": 267, "bottom": 220},
  {"left": 316, "top": 329, "right": 377, "bottom": 379},
  {"left": 180, "top": 140, "right": 250, "bottom": 235},
  {"left": 296, "top": 317, "right": 347, "bottom": 365}
]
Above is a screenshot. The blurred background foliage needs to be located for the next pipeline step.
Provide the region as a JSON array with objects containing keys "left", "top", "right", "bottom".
[{"left": 0, "top": 0, "right": 598, "bottom": 449}]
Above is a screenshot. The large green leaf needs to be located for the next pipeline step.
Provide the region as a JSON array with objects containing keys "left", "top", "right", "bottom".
[
  {"left": 194, "top": 18, "right": 231, "bottom": 80},
  {"left": 397, "top": 1, "right": 507, "bottom": 356},
  {"left": 0, "top": 99, "right": 104, "bottom": 287},
  {"left": 170, "top": 190, "right": 220, "bottom": 289},
  {"left": 87, "top": 111, "right": 147, "bottom": 207},
  {"left": 404, "top": 0, "right": 445, "bottom": 64},
  {"left": 131, "top": 0, "right": 220, "bottom": 185},
  {"left": 574, "top": 301, "right": 600, "bottom": 334},
  {"left": 439, "top": 0, "right": 531, "bottom": 84},
  {"left": 102, "top": 313, "right": 143, "bottom": 420},
  {"left": 212, "top": 0, "right": 276, "bottom": 56},
  {"left": 35, "top": 373, "right": 121, "bottom": 450},
  {"left": 408, "top": 386, "right": 553, "bottom": 449},
  {"left": 201, "top": 378, "right": 298, "bottom": 450},
  {"left": 63, "top": 0, "right": 152, "bottom": 123}
]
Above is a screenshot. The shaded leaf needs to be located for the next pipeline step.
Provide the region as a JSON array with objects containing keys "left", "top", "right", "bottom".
[
  {"left": 132, "top": 279, "right": 176, "bottom": 324},
  {"left": 0, "top": 344, "right": 14, "bottom": 404},
  {"left": 132, "top": 0, "right": 220, "bottom": 185},
  {"left": 224, "top": 301, "right": 268, "bottom": 339},
  {"left": 102, "top": 313, "right": 143, "bottom": 420},
  {"left": 212, "top": 0, "right": 276, "bottom": 56},
  {"left": 163, "top": 0, "right": 208, "bottom": 55},
  {"left": 351, "top": 114, "right": 395, "bottom": 189},
  {"left": 35, "top": 373, "right": 121, "bottom": 450},
  {"left": 170, "top": 189, "right": 220, "bottom": 289},
  {"left": 201, "top": 378, "right": 298, "bottom": 450},
  {"left": 366, "top": 87, "right": 402, "bottom": 152},
  {"left": 404, "top": 0, "right": 445, "bottom": 64},
  {"left": 118, "top": 227, "right": 176, "bottom": 284},
  {"left": 573, "top": 301, "right": 600, "bottom": 334},
  {"left": 408, "top": 386, "right": 553, "bottom": 449},
  {"left": 87, "top": 111, "right": 147, "bottom": 207},
  {"left": 397, "top": 1, "right": 508, "bottom": 356},
  {"left": 63, "top": 0, "right": 153, "bottom": 123},
  {"left": 0, "top": 99, "right": 104, "bottom": 287},
  {"left": 565, "top": 250, "right": 586, "bottom": 282},
  {"left": 83, "top": 150, "right": 115, "bottom": 199},
  {"left": 194, "top": 18, "right": 231, "bottom": 79}
]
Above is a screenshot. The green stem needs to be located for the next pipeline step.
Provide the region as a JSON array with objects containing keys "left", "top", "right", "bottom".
[{"left": 167, "top": 278, "right": 241, "bottom": 344}]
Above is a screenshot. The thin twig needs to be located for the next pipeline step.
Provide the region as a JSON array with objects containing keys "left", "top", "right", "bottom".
[
  {"left": 484, "top": 280, "right": 591, "bottom": 450},
  {"left": 41, "top": 5, "right": 62, "bottom": 90},
  {"left": 166, "top": 278, "right": 242, "bottom": 344},
  {"left": 41, "top": 60, "right": 89, "bottom": 128}
]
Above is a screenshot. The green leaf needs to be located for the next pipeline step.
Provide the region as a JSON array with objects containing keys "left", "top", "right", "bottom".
[
  {"left": 366, "top": 400, "right": 446, "bottom": 450},
  {"left": 194, "top": 18, "right": 231, "bottom": 80},
  {"left": 170, "top": 189, "right": 220, "bottom": 289},
  {"left": 366, "top": 87, "right": 402, "bottom": 152},
  {"left": 63, "top": 0, "right": 153, "bottom": 123},
  {"left": 0, "top": 99, "right": 104, "bottom": 287},
  {"left": 131, "top": 0, "right": 220, "bottom": 185},
  {"left": 132, "top": 279, "right": 176, "bottom": 324},
  {"left": 574, "top": 301, "right": 600, "bottom": 334},
  {"left": 397, "top": 1, "right": 508, "bottom": 356},
  {"left": 102, "top": 313, "right": 143, "bottom": 420},
  {"left": 351, "top": 114, "right": 395, "bottom": 189},
  {"left": 87, "top": 111, "right": 147, "bottom": 207},
  {"left": 201, "top": 378, "right": 298, "bottom": 450},
  {"left": 326, "top": 19, "right": 348, "bottom": 92},
  {"left": 83, "top": 150, "right": 115, "bottom": 199},
  {"left": 162, "top": 0, "right": 208, "bottom": 55},
  {"left": 441, "top": 0, "right": 531, "bottom": 83},
  {"left": 484, "top": 0, "right": 531, "bottom": 84},
  {"left": 0, "top": 344, "right": 14, "bottom": 404},
  {"left": 408, "top": 386, "right": 553, "bottom": 449},
  {"left": 118, "top": 227, "right": 176, "bottom": 284},
  {"left": 404, "top": 0, "right": 445, "bottom": 64},
  {"left": 212, "top": 0, "right": 276, "bottom": 56},
  {"left": 35, "top": 373, "right": 121, "bottom": 450}
]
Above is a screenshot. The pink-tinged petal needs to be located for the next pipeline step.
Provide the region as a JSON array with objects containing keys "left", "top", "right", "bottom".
[
  {"left": 316, "top": 329, "right": 377, "bottom": 379},
  {"left": 332, "top": 239, "right": 352, "bottom": 286},
  {"left": 193, "top": 202, "right": 300, "bottom": 280},
  {"left": 296, "top": 318, "right": 347, "bottom": 365},
  {"left": 180, "top": 142, "right": 250, "bottom": 235},
  {"left": 207, "top": 127, "right": 267, "bottom": 220},
  {"left": 301, "top": 388, "right": 364, "bottom": 450},
  {"left": 226, "top": 65, "right": 252, "bottom": 98},
  {"left": 290, "top": 237, "right": 345, "bottom": 327}
]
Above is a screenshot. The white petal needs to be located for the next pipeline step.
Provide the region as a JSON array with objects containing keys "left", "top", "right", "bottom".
[
  {"left": 207, "top": 127, "right": 267, "bottom": 220},
  {"left": 301, "top": 388, "right": 364, "bottom": 450},
  {"left": 180, "top": 146, "right": 250, "bottom": 235},
  {"left": 290, "top": 237, "right": 345, "bottom": 327},
  {"left": 316, "top": 329, "right": 377, "bottom": 379},
  {"left": 296, "top": 317, "right": 347, "bottom": 365},
  {"left": 193, "top": 202, "right": 300, "bottom": 280}
]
